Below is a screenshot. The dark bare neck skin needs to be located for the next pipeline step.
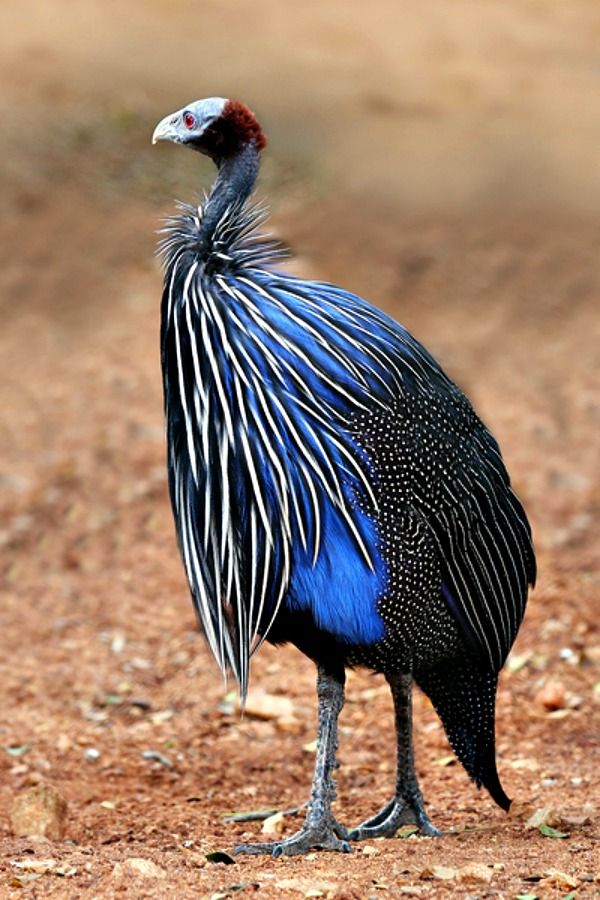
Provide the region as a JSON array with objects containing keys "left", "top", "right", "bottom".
[{"left": 199, "top": 142, "right": 260, "bottom": 251}]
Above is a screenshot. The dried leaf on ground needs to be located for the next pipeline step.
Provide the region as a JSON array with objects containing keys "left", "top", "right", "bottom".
[
  {"left": 519, "top": 806, "right": 559, "bottom": 829},
  {"left": 539, "top": 869, "right": 579, "bottom": 890},
  {"left": 241, "top": 690, "right": 295, "bottom": 721},
  {"left": 206, "top": 851, "right": 236, "bottom": 865},
  {"left": 262, "top": 810, "right": 285, "bottom": 834},
  {"left": 434, "top": 754, "right": 456, "bottom": 766},
  {"left": 420, "top": 865, "right": 457, "bottom": 880},
  {"left": 456, "top": 863, "right": 494, "bottom": 883},
  {"left": 11, "top": 859, "right": 57, "bottom": 874},
  {"left": 221, "top": 807, "right": 279, "bottom": 822},
  {"left": 539, "top": 823, "right": 569, "bottom": 839}
]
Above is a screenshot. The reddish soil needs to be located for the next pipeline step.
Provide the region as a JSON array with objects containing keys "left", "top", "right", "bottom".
[{"left": 0, "top": 2, "right": 599, "bottom": 897}]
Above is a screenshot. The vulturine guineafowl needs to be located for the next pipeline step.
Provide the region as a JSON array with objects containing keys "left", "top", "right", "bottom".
[{"left": 152, "top": 98, "right": 536, "bottom": 857}]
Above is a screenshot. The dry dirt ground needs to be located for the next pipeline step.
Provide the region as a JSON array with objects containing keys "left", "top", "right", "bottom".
[{"left": 0, "top": 2, "right": 599, "bottom": 898}]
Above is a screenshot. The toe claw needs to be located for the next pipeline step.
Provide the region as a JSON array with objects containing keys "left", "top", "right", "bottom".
[
  {"left": 233, "top": 821, "right": 352, "bottom": 858},
  {"left": 348, "top": 797, "right": 439, "bottom": 841}
]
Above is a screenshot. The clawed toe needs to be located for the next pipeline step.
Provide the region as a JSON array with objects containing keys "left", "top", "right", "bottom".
[
  {"left": 234, "top": 824, "right": 352, "bottom": 858},
  {"left": 348, "top": 798, "right": 440, "bottom": 840}
]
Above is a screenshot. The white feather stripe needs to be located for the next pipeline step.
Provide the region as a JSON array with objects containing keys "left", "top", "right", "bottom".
[
  {"left": 219, "top": 428, "right": 231, "bottom": 562},
  {"left": 226, "top": 340, "right": 253, "bottom": 391},
  {"left": 223, "top": 305, "right": 251, "bottom": 339},
  {"left": 239, "top": 427, "right": 274, "bottom": 548},
  {"left": 248, "top": 505, "right": 260, "bottom": 647},
  {"left": 179, "top": 476, "right": 222, "bottom": 671},
  {"left": 203, "top": 461, "right": 212, "bottom": 552},
  {"left": 464, "top": 478, "right": 516, "bottom": 629},
  {"left": 236, "top": 284, "right": 376, "bottom": 413},
  {"left": 232, "top": 373, "right": 249, "bottom": 430},
  {"left": 173, "top": 297, "right": 198, "bottom": 485},
  {"left": 235, "top": 586, "right": 249, "bottom": 700},
  {"left": 209, "top": 531, "right": 234, "bottom": 679},
  {"left": 269, "top": 393, "right": 341, "bottom": 510},
  {"left": 298, "top": 459, "right": 322, "bottom": 566},
  {"left": 479, "top": 487, "right": 530, "bottom": 638},
  {"left": 185, "top": 283, "right": 208, "bottom": 409},
  {"left": 432, "top": 507, "right": 494, "bottom": 662},
  {"left": 202, "top": 282, "right": 249, "bottom": 391},
  {"left": 199, "top": 309, "right": 235, "bottom": 445},
  {"left": 181, "top": 260, "right": 198, "bottom": 308},
  {"left": 314, "top": 297, "right": 430, "bottom": 385},
  {"left": 227, "top": 329, "right": 270, "bottom": 387},
  {"left": 248, "top": 372, "right": 344, "bottom": 516},
  {"left": 243, "top": 325, "right": 288, "bottom": 389},
  {"left": 326, "top": 431, "right": 379, "bottom": 513},
  {"left": 250, "top": 376, "right": 287, "bottom": 450},
  {"left": 251, "top": 513, "right": 273, "bottom": 653},
  {"left": 301, "top": 417, "right": 346, "bottom": 502},
  {"left": 468, "top": 537, "right": 510, "bottom": 651},
  {"left": 249, "top": 378, "right": 307, "bottom": 547},
  {"left": 337, "top": 499, "right": 375, "bottom": 571},
  {"left": 263, "top": 290, "right": 369, "bottom": 387},
  {"left": 285, "top": 283, "right": 406, "bottom": 367},
  {"left": 193, "top": 386, "right": 203, "bottom": 436},
  {"left": 255, "top": 529, "right": 291, "bottom": 657},
  {"left": 288, "top": 476, "right": 308, "bottom": 552},
  {"left": 245, "top": 399, "right": 292, "bottom": 540},
  {"left": 472, "top": 472, "right": 527, "bottom": 590},
  {"left": 452, "top": 511, "right": 502, "bottom": 661},
  {"left": 270, "top": 285, "right": 401, "bottom": 386},
  {"left": 166, "top": 255, "right": 181, "bottom": 323},
  {"left": 200, "top": 388, "right": 211, "bottom": 466}
]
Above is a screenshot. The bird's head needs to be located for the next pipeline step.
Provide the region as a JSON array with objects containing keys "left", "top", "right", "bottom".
[{"left": 152, "top": 97, "right": 267, "bottom": 162}]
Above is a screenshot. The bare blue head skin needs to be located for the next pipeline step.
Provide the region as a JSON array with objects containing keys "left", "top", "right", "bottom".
[
  {"left": 153, "top": 97, "right": 267, "bottom": 247},
  {"left": 152, "top": 97, "right": 227, "bottom": 152}
]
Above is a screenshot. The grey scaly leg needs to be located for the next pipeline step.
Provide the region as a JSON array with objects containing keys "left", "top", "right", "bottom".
[
  {"left": 349, "top": 672, "right": 440, "bottom": 840},
  {"left": 234, "top": 664, "right": 352, "bottom": 857}
]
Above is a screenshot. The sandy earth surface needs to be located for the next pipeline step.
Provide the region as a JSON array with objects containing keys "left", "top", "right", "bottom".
[{"left": 0, "top": 1, "right": 599, "bottom": 897}]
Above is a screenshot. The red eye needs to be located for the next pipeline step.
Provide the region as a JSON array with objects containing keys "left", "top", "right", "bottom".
[{"left": 183, "top": 112, "right": 196, "bottom": 129}]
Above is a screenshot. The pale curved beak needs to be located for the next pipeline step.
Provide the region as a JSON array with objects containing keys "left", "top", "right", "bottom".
[{"left": 152, "top": 114, "right": 180, "bottom": 145}]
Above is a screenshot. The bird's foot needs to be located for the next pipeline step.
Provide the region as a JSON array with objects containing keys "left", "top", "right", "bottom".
[
  {"left": 234, "top": 818, "right": 351, "bottom": 858},
  {"left": 348, "top": 797, "right": 440, "bottom": 840}
]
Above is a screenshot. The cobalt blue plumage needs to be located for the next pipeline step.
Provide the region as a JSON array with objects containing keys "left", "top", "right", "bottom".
[{"left": 153, "top": 98, "right": 536, "bottom": 857}]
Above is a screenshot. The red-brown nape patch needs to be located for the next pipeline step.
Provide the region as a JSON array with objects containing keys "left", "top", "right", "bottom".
[
  {"left": 203, "top": 100, "right": 267, "bottom": 158},
  {"left": 223, "top": 100, "right": 267, "bottom": 151}
]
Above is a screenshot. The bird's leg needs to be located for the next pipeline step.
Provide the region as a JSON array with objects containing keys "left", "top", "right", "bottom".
[
  {"left": 233, "top": 664, "right": 352, "bottom": 857},
  {"left": 349, "top": 672, "right": 440, "bottom": 840}
]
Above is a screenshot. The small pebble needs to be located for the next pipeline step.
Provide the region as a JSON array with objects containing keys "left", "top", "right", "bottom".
[{"left": 85, "top": 748, "right": 101, "bottom": 761}]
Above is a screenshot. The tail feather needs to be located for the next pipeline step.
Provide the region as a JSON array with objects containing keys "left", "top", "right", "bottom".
[{"left": 415, "top": 658, "right": 510, "bottom": 811}]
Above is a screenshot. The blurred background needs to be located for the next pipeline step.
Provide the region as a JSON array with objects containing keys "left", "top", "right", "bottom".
[{"left": 0, "top": 0, "right": 598, "bottom": 892}]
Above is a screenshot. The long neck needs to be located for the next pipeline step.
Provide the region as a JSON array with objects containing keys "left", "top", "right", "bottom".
[{"left": 199, "top": 142, "right": 260, "bottom": 249}]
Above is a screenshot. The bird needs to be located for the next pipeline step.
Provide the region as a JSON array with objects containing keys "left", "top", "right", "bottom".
[{"left": 152, "top": 97, "right": 536, "bottom": 858}]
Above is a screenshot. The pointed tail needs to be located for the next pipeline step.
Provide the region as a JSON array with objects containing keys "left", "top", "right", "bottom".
[{"left": 415, "top": 658, "right": 510, "bottom": 811}]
